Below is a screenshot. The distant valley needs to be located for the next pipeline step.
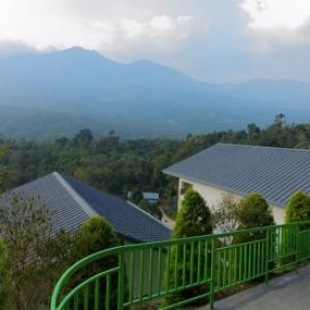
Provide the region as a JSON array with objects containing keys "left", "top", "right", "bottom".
[{"left": 0, "top": 47, "right": 309, "bottom": 140}]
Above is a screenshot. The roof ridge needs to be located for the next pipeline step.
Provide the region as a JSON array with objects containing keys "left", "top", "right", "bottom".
[
  {"left": 217, "top": 143, "right": 310, "bottom": 152},
  {"left": 52, "top": 172, "right": 98, "bottom": 217}
]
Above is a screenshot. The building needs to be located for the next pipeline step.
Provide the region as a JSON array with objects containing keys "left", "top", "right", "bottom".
[
  {"left": 163, "top": 143, "right": 310, "bottom": 224},
  {"left": 5, "top": 172, "right": 170, "bottom": 243},
  {"left": 3, "top": 172, "right": 171, "bottom": 298},
  {"left": 142, "top": 192, "right": 160, "bottom": 204}
]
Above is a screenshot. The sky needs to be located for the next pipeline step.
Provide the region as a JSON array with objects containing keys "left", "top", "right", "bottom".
[{"left": 0, "top": 0, "right": 310, "bottom": 83}]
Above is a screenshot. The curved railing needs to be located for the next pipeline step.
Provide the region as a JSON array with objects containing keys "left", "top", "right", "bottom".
[{"left": 51, "top": 221, "right": 310, "bottom": 310}]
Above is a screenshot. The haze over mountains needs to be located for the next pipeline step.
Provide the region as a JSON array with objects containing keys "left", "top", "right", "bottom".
[{"left": 0, "top": 47, "right": 310, "bottom": 140}]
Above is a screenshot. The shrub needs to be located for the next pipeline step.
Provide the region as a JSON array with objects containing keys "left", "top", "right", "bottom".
[
  {"left": 172, "top": 188, "right": 212, "bottom": 238},
  {"left": 233, "top": 192, "right": 275, "bottom": 280},
  {"left": 73, "top": 216, "right": 124, "bottom": 309},
  {"left": 285, "top": 191, "right": 310, "bottom": 224},
  {"left": 236, "top": 192, "right": 274, "bottom": 235},
  {"left": 282, "top": 191, "right": 310, "bottom": 264},
  {"left": 165, "top": 188, "right": 212, "bottom": 306}
]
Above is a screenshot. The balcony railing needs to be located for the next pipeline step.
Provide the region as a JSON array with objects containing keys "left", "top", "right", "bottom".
[{"left": 50, "top": 221, "right": 310, "bottom": 310}]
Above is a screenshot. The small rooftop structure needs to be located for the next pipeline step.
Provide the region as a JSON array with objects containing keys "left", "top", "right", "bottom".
[{"left": 142, "top": 192, "right": 160, "bottom": 203}]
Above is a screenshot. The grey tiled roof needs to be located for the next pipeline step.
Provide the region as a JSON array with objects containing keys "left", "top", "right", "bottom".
[
  {"left": 163, "top": 143, "right": 310, "bottom": 208},
  {"left": 7, "top": 172, "right": 170, "bottom": 243}
]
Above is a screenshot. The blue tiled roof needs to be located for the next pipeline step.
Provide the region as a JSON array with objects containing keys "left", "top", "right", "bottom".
[
  {"left": 8, "top": 172, "right": 170, "bottom": 243},
  {"left": 163, "top": 143, "right": 310, "bottom": 208}
]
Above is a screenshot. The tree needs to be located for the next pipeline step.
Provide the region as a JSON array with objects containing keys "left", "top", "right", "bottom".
[
  {"left": 73, "top": 128, "right": 94, "bottom": 148},
  {"left": 129, "top": 188, "right": 143, "bottom": 205},
  {"left": 0, "top": 143, "right": 12, "bottom": 193},
  {"left": 165, "top": 188, "right": 212, "bottom": 306},
  {"left": 212, "top": 193, "right": 239, "bottom": 244},
  {"left": 73, "top": 216, "right": 124, "bottom": 309},
  {"left": 246, "top": 123, "right": 261, "bottom": 144},
  {"left": 285, "top": 191, "right": 310, "bottom": 224},
  {"left": 0, "top": 238, "right": 11, "bottom": 310},
  {"left": 0, "top": 193, "right": 76, "bottom": 310},
  {"left": 172, "top": 188, "right": 213, "bottom": 238}
]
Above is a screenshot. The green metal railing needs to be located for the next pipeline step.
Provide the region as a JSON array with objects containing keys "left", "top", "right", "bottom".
[{"left": 51, "top": 221, "right": 310, "bottom": 310}]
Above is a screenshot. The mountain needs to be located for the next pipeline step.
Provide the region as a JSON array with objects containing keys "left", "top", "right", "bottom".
[{"left": 0, "top": 47, "right": 309, "bottom": 140}]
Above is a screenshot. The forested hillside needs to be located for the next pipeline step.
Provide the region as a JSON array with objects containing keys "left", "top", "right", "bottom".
[
  {"left": 0, "top": 115, "right": 309, "bottom": 205},
  {"left": 1, "top": 48, "right": 310, "bottom": 140}
]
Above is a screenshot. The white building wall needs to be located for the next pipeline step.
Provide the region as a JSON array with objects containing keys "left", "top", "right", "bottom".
[
  {"left": 178, "top": 178, "right": 286, "bottom": 225},
  {"left": 272, "top": 206, "right": 285, "bottom": 224}
]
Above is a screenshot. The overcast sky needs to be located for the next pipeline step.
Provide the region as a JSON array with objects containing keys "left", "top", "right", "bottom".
[{"left": 1, "top": 0, "right": 310, "bottom": 83}]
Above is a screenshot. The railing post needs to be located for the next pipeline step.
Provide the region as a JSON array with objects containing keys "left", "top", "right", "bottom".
[
  {"left": 264, "top": 228, "right": 270, "bottom": 285},
  {"left": 295, "top": 224, "right": 300, "bottom": 272},
  {"left": 117, "top": 250, "right": 125, "bottom": 310},
  {"left": 209, "top": 238, "right": 216, "bottom": 310}
]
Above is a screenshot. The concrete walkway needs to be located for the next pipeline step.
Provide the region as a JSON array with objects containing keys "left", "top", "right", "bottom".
[{"left": 206, "top": 265, "right": 310, "bottom": 310}]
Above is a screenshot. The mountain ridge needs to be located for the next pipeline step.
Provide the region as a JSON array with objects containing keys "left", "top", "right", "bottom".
[{"left": 0, "top": 47, "right": 309, "bottom": 140}]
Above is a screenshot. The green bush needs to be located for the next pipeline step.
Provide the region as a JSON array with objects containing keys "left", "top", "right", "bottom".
[
  {"left": 165, "top": 188, "right": 213, "bottom": 306},
  {"left": 233, "top": 192, "right": 275, "bottom": 280},
  {"left": 282, "top": 191, "right": 310, "bottom": 264},
  {"left": 285, "top": 191, "right": 310, "bottom": 224},
  {"left": 73, "top": 216, "right": 124, "bottom": 309},
  {"left": 0, "top": 238, "right": 10, "bottom": 310},
  {"left": 172, "top": 188, "right": 212, "bottom": 238},
  {"left": 235, "top": 192, "right": 274, "bottom": 240}
]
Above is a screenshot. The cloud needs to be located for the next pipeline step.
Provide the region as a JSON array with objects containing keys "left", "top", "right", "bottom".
[
  {"left": 0, "top": 0, "right": 310, "bottom": 82},
  {"left": 0, "top": 0, "right": 197, "bottom": 59},
  {"left": 0, "top": 41, "right": 39, "bottom": 57},
  {"left": 240, "top": 0, "right": 310, "bottom": 30},
  {"left": 112, "top": 15, "right": 195, "bottom": 53}
]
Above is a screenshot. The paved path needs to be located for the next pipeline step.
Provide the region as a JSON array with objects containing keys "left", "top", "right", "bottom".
[{"left": 204, "top": 265, "right": 310, "bottom": 310}]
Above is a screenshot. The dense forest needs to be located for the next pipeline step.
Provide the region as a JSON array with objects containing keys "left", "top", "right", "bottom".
[{"left": 0, "top": 114, "right": 309, "bottom": 207}]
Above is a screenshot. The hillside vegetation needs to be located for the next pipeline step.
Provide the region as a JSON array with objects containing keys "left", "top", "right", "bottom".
[{"left": 0, "top": 115, "right": 309, "bottom": 203}]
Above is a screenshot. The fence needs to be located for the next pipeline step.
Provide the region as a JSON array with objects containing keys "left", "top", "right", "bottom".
[{"left": 50, "top": 221, "right": 310, "bottom": 310}]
